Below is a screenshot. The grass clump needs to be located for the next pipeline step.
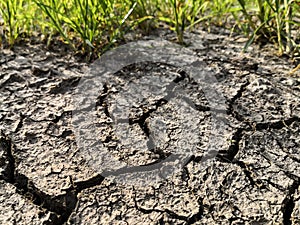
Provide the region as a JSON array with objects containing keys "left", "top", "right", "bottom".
[
  {"left": 0, "top": 0, "right": 42, "bottom": 46},
  {"left": 235, "top": 0, "right": 300, "bottom": 56},
  {"left": 158, "top": 0, "right": 210, "bottom": 44},
  {"left": 32, "top": 0, "right": 137, "bottom": 54},
  {"left": 0, "top": 0, "right": 300, "bottom": 57}
]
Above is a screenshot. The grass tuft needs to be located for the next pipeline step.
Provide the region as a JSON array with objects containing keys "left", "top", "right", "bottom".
[{"left": 0, "top": 0, "right": 299, "bottom": 57}]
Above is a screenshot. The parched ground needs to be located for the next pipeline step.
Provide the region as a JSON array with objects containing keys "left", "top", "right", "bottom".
[{"left": 0, "top": 28, "right": 300, "bottom": 225}]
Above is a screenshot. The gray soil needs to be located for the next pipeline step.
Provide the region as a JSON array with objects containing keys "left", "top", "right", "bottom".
[{"left": 0, "top": 28, "right": 299, "bottom": 224}]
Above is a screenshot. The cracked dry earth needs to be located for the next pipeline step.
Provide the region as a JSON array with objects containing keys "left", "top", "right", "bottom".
[{"left": 1, "top": 28, "right": 300, "bottom": 225}]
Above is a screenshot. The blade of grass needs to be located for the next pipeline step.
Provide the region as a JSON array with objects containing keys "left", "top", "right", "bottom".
[{"left": 33, "top": 0, "right": 74, "bottom": 48}]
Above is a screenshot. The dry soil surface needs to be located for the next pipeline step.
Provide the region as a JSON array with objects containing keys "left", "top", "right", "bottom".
[{"left": 0, "top": 28, "right": 300, "bottom": 224}]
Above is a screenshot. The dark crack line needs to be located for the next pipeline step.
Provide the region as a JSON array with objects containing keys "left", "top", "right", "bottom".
[
  {"left": 128, "top": 98, "right": 168, "bottom": 136},
  {"left": 254, "top": 115, "right": 300, "bottom": 130},
  {"left": 134, "top": 190, "right": 203, "bottom": 224},
  {"left": 216, "top": 126, "right": 271, "bottom": 189},
  {"left": 128, "top": 69, "right": 188, "bottom": 134},
  {"left": 24, "top": 110, "right": 73, "bottom": 123},
  {"left": 226, "top": 76, "right": 300, "bottom": 132},
  {"left": 52, "top": 111, "right": 73, "bottom": 123},
  {"left": 71, "top": 174, "right": 105, "bottom": 192},
  {"left": 201, "top": 55, "right": 259, "bottom": 74},
  {"left": 13, "top": 172, "right": 77, "bottom": 225},
  {"left": 14, "top": 113, "right": 24, "bottom": 133},
  {"left": 95, "top": 66, "right": 227, "bottom": 163},
  {"left": 272, "top": 135, "right": 300, "bottom": 164},
  {"left": 234, "top": 161, "right": 266, "bottom": 189},
  {"left": 0, "top": 131, "right": 15, "bottom": 183},
  {"left": 0, "top": 131, "right": 75, "bottom": 224},
  {"left": 110, "top": 69, "right": 188, "bottom": 160},
  {"left": 218, "top": 115, "right": 300, "bottom": 163},
  {"left": 282, "top": 179, "right": 300, "bottom": 225},
  {"left": 95, "top": 83, "right": 110, "bottom": 117},
  {"left": 260, "top": 150, "right": 300, "bottom": 182},
  {"left": 260, "top": 74, "right": 300, "bottom": 99},
  {"left": 0, "top": 113, "right": 4, "bottom": 122},
  {"left": 227, "top": 79, "right": 251, "bottom": 123},
  {"left": 101, "top": 154, "right": 190, "bottom": 177},
  {"left": 134, "top": 184, "right": 204, "bottom": 223},
  {"left": 48, "top": 77, "right": 81, "bottom": 94},
  {"left": 263, "top": 178, "right": 287, "bottom": 192},
  {"left": 217, "top": 128, "right": 244, "bottom": 162},
  {"left": 0, "top": 131, "right": 105, "bottom": 225},
  {"left": 185, "top": 198, "right": 204, "bottom": 224}
]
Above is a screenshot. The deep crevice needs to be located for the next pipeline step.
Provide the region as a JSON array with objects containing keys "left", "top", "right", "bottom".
[
  {"left": 217, "top": 127, "right": 244, "bottom": 162},
  {"left": 129, "top": 97, "right": 168, "bottom": 137},
  {"left": 72, "top": 174, "right": 105, "bottom": 192},
  {"left": 255, "top": 116, "right": 300, "bottom": 130},
  {"left": 234, "top": 160, "right": 266, "bottom": 188},
  {"left": 95, "top": 83, "right": 110, "bottom": 117},
  {"left": 14, "top": 113, "right": 24, "bottom": 133},
  {"left": 230, "top": 79, "right": 250, "bottom": 104},
  {"left": 282, "top": 179, "right": 300, "bottom": 225},
  {"left": 217, "top": 116, "right": 300, "bottom": 165},
  {"left": 131, "top": 69, "right": 187, "bottom": 134},
  {"left": 13, "top": 172, "right": 77, "bottom": 225},
  {"left": 0, "top": 131, "right": 15, "bottom": 183},
  {"left": 49, "top": 77, "right": 81, "bottom": 94},
  {"left": 133, "top": 188, "right": 203, "bottom": 224},
  {"left": 227, "top": 79, "right": 251, "bottom": 123},
  {"left": 186, "top": 198, "right": 204, "bottom": 224},
  {"left": 134, "top": 200, "right": 193, "bottom": 223},
  {"left": 0, "top": 131, "right": 105, "bottom": 225},
  {"left": 123, "top": 69, "right": 188, "bottom": 159}
]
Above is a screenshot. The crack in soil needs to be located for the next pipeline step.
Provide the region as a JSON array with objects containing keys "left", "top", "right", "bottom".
[
  {"left": 95, "top": 83, "right": 110, "bottom": 118},
  {"left": 133, "top": 188, "right": 203, "bottom": 224},
  {"left": 1, "top": 35, "right": 300, "bottom": 224},
  {"left": 0, "top": 131, "right": 15, "bottom": 183},
  {"left": 227, "top": 79, "right": 251, "bottom": 123},
  {"left": 49, "top": 77, "right": 81, "bottom": 94},
  {"left": 217, "top": 127, "right": 244, "bottom": 163},
  {"left": 233, "top": 160, "right": 266, "bottom": 189},
  {"left": 254, "top": 116, "right": 300, "bottom": 130},
  {"left": 0, "top": 131, "right": 106, "bottom": 225},
  {"left": 96, "top": 65, "right": 213, "bottom": 162},
  {"left": 282, "top": 179, "right": 300, "bottom": 225}
]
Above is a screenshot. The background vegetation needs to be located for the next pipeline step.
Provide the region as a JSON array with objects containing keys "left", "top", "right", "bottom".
[{"left": 0, "top": 0, "right": 300, "bottom": 57}]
